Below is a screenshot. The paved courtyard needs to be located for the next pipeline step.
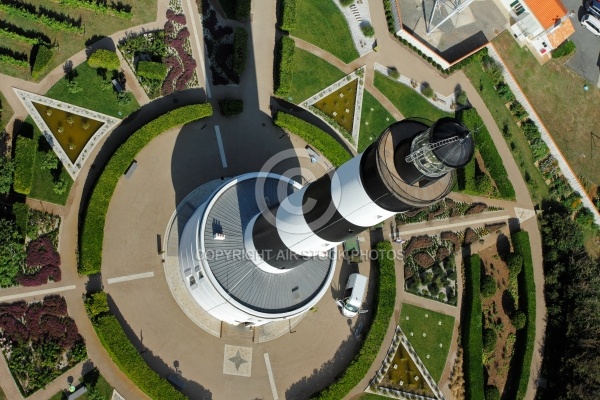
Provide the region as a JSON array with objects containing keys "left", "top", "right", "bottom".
[{"left": 562, "top": 0, "right": 600, "bottom": 85}]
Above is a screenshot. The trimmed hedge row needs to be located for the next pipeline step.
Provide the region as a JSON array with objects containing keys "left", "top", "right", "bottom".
[
  {"left": 137, "top": 61, "right": 167, "bottom": 81},
  {"left": 232, "top": 27, "right": 247, "bottom": 81},
  {"left": 59, "top": 0, "right": 132, "bottom": 19},
  {"left": 12, "top": 203, "right": 29, "bottom": 237},
  {"left": 87, "top": 49, "right": 120, "bottom": 71},
  {"left": 32, "top": 45, "right": 53, "bottom": 78},
  {"left": 234, "top": 0, "right": 251, "bottom": 20},
  {"left": 85, "top": 292, "right": 186, "bottom": 400},
  {"left": 79, "top": 104, "right": 213, "bottom": 275},
  {"left": 13, "top": 136, "right": 36, "bottom": 195},
  {"left": 511, "top": 231, "right": 536, "bottom": 399},
  {"left": 463, "top": 254, "right": 484, "bottom": 400},
  {"left": 218, "top": 98, "right": 243, "bottom": 116},
  {"left": 280, "top": 0, "right": 296, "bottom": 31},
  {"left": 273, "top": 112, "right": 351, "bottom": 167},
  {"left": 0, "top": 2, "right": 83, "bottom": 33},
  {"left": 313, "top": 240, "right": 396, "bottom": 399},
  {"left": 274, "top": 36, "right": 294, "bottom": 97},
  {"left": 460, "top": 108, "right": 515, "bottom": 200}
]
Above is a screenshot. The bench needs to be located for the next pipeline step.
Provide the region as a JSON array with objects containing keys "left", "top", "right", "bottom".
[
  {"left": 67, "top": 386, "right": 87, "bottom": 400},
  {"left": 124, "top": 160, "right": 137, "bottom": 179}
]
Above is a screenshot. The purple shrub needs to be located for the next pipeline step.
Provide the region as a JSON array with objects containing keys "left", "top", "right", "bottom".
[
  {"left": 0, "top": 314, "right": 29, "bottom": 343},
  {"left": 0, "top": 301, "right": 27, "bottom": 319},
  {"left": 24, "top": 304, "right": 43, "bottom": 339},
  {"left": 164, "top": 20, "right": 175, "bottom": 37},
  {"left": 42, "top": 295, "right": 67, "bottom": 317},
  {"left": 17, "top": 265, "right": 61, "bottom": 287},
  {"left": 41, "top": 314, "right": 65, "bottom": 341},
  {"left": 26, "top": 236, "right": 60, "bottom": 269},
  {"left": 59, "top": 318, "right": 81, "bottom": 349},
  {"left": 166, "top": 9, "right": 186, "bottom": 25}
]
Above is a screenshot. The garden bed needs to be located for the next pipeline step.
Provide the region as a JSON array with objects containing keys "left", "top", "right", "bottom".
[
  {"left": 396, "top": 198, "right": 502, "bottom": 225},
  {"left": 0, "top": 296, "right": 86, "bottom": 396},
  {"left": 202, "top": 0, "right": 241, "bottom": 85}
]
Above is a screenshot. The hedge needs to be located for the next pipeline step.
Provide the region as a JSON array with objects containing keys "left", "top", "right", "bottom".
[
  {"left": 273, "top": 112, "right": 351, "bottom": 168},
  {"left": 87, "top": 49, "right": 120, "bottom": 71},
  {"left": 511, "top": 231, "right": 536, "bottom": 399},
  {"left": 136, "top": 61, "right": 167, "bottom": 81},
  {"left": 32, "top": 45, "right": 53, "bottom": 78},
  {"left": 12, "top": 203, "right": 29, "bottom": 237},
  {"left": 79, "top": 104, "right": 213, "bottom": 275},
  {"left": 218, "top": 98, "right": 243, "bottom": 116},
  {"left": 232, "top": 27, "right": 247, "bottom": 81},
  {"left": 280, "top": 0, "right": 296, "bottom": 31},
  {"left": 313, "top": 240, "right": 396, "bottom": 399},
  {"left": 59, "top": 0, "right": 132, "bottom": 19},
  {"left": 0, "top": 2, "right": 83, "bottom": 33},
  {"left": 274, "top": 36, "right": 294, "bottom": 97},
  {"left": 89, "top": 305, "right": 186, "bottom": 399},
  {"left": 13, "top": 136, "right": 36, "bottom": 195},
  {"left": 234, "top": 0, "right": 251, "bottom": 20},
  {"left": 460, "top": 108, "right": 515, "bottom": 200},
  {"left": 463, "top": 254, "right": 484, "bottom": 400},
  {"left": 551, "top": 40, "right": 575, "bottom": 59}
]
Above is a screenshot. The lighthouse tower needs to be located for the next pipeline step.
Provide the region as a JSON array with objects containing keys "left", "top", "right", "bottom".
[{"left": 179, "top": 117, "right": 473, "bottom": 326}]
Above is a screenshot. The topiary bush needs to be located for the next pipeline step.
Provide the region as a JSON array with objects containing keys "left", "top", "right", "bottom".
[
  {"left": 280, "top": 0, "right": 296, "bottom": 31},
  {"left": 481, "top": 275, "right": 497, "bottom": 298},
  {"left": 87, "top": 49, "right": 120, "bottom": 71},
  {"left": 13, "top": 135, "right": 36, "bottom": 195},
  {"left": 483, "top": 328, "right": 497, "bottom": 353},
  {"left": 137, "top": 61, "right": 167, "bottom": 81},
  {"left": 485, "top": 386, "right": 501, "bottom": 400},
  {"left": 31, "top": 44, "right": 52, "bottom": 78},
  {"left": 274, "top": 36, "right": 295, "bottom": 97},
  {"left": 511, "top": 309, "right": 526, "bottom": 330},
  {"left": 421, "top": 85, "right": 434, "bottom": 98},
  {"left": 218, "top": 98, "right": 243, "bottom": 116},
  {"left": 360, "top": 22, "right": 374, "bottom": 37}
]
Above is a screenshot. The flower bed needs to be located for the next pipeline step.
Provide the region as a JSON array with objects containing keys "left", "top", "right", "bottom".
[
  {"left": 0, "top": 296, "right": 86, "bottom": 396},
  {"left": 396, "top": 198, "right": 502, "bottom": 225}
]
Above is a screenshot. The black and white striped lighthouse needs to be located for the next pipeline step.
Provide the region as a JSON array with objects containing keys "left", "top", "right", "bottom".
[
  {"left": 245, "top": 117, "right": 474, "bottom": 270},
  {"left": 178, "top": 116, "right": 473, "bottom": 325}
]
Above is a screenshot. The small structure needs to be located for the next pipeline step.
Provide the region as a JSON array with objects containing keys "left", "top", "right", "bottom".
[
  {"left": 501, "top": 0, "right": 574, "bottom": 60},
  {"left": 111, "top": 79, "right": 124, "bottom": 93},
  {"left": 67, "top": 385, "right": 88, "bottom": 400}
]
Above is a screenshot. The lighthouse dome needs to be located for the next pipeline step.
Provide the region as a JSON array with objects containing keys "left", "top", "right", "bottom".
[{"left": 430, "top": 117, "right": 474, "bottom": 168}]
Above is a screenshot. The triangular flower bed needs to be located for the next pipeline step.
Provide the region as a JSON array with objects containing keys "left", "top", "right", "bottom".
[
  {"left": 13, "top": 88, "right": 120, "bottom": 179},
  {"left": 301, "top": 66, "right": 366, "bottom": 148}
]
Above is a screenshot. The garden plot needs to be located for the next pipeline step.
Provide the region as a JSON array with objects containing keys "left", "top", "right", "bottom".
[
  {"left": 396, "top": 198, "right": 503, "bottom": 225},
  {"left": 333, "top": 0, "right": 376, "bottom": 56}
]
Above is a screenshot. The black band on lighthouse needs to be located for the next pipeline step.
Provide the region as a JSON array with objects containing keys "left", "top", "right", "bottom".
[
  {"left": 302, "top": 172, "right": 363, "bottom": 242},
  {"left": 251, "top": 210, "right": 308, "bottom": 269}
]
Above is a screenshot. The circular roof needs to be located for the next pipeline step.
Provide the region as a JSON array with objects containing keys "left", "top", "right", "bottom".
[
  {"left": 200, "top": 175, "right": 334, "bottom": 314},
  {"left": 431, "top": 117, "right": 474, "bottom": 168}
]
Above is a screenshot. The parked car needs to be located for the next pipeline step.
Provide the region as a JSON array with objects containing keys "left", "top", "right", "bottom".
[
  {"left": 581, "top": 13, "right": 600, "bottom": 37},
  {"left": 586, "top": 0, "right": 600, "bottom": 19}
]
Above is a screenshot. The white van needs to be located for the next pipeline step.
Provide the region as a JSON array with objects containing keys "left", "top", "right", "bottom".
[{"left": 336, "top": 273, "right": 368, "bottom": 317}]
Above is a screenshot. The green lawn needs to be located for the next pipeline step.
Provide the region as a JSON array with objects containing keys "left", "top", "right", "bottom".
[
  {"left": 44, "top": 63, "right": 139, "bottom": 118},
  {"left": 0, "top": 0, "right": 156, "bottom": 81},
  {"left": 462, "top": 55, "right": 549, "bottom": 204},
  {"left": 20, "top": 117, "right": 73, "bottom": 205},
  {"left": 359, "top": 91, "right": 396, "bottom": 152},
  {"left": 399, "top": 303, "right": 455, "bottom": 383},
  {"left": 493, "top": 31, "right": 600, "bottom": 191},
  {"left": 288, "top": 48, "right": 346, "bottom": 104},
  {"left": 1, "top": 90, "right": 14, "bottom": 133},
  {"left": 374, "top": 72, "right": 452, "bottom": 122},
  {"left": 291, "top": 0, "right": 359, "bottom": 63}
]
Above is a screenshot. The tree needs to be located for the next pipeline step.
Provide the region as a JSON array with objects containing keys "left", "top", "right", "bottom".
[
  {"left": 0, "top": 156, "right": 14, "bottom": 194},
  {"left": 483, "top": 328, "right": 497, "bottom": 352},
  {"left": 53, "top": 178, "right": 67, "bottom": 195},
  {"left": 41, "top": 152, "right": 58, "bottom": 171},
  {"left": 360, "top": 22, "right": 375, "bottom": 37},
  {"left": 0, "top": 218, "right": 25, "bottom": 287},
  {"left": 481, "top": 275, "right": 497, "bottom": 298},
  {"left": 511, "top": 310, "right": 526, "bottom": 330},
  {"left": 507, "top": 253, "right": 523, "bottom": 276},
  {"left": 87, "top": 49, "right": 120, "bottom": 71}
]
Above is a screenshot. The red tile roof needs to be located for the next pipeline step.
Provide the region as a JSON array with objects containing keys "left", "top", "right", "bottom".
[{"left": 524, "top": 0, "right": 568, "bottom": 29}]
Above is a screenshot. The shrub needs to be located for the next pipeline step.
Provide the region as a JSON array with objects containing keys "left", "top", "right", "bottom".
[
  {"left": 218, "top": 98, "right": 243, "bottom": 116},
  {"left": 12, "top": 203, "right": 29, "bottom": 236},
  {"left": 388, "top": 67, "right": 400, "bottom": 79},
  {"left": 360, "top": 22, "right": 374, "bottom": 37},
  {"left": 40, "top": 152, "right": 58, "bottom": 170},
  {"left": 0, "top": 219, "right": 25, "bottom": 288},
  {"left": 232, "top": 27, "right": 248, "bottom": 81},
  {"left": 481, "top": 275, "right": 497, "bottom": 298},
  {"left": 26, "top": 236, "right": 60, "bottom": 268},
  {"left": 312, "top": 241, "right": 395, "bottom": 399},
  {"left": 511, "top": 310, "right": 526, "bottom": 330},
  {"left": 463, "top": 255, "right": 484, "bottom": 400},
  {"left": 0, "top": 2, "right": 83, "bottom": 32},
  {"left": 485, "top": 386, "right": 501, "bottom": 400},
  {"left": 0, "top": 155, "right": 14, "bottom": 194},
  {"left": 166, "top": 9, "right": 186, "bottom": 24},
  {"left": 31, "top": 45, "right": 52, "bottom": 78},
  {"left": 136, "top": 61, "right": 167, "bottom": 81},
  {"left": 53, "top": 177, "right": 68, "bottom": 194},
  {"left": 510, "top": 231, "right": 536, "bottom": 399},
  {"left": 280, "top": 0, "right": 296, "bottom": 31},
  {"left": 13, "top": 136, "right": 36, "bottom": 195},
  {"left": 552, "top": 40, "right": 576, "bottom": 58},
  {"left": 91, "top": 313, "right": 186, "bottom": 399},
  {"left": 507, "top": 253, "right": 523, "bottom": 277},
  {"left": 79, "top": 104, "right": 213, "bottom": 275},
  {"left": 274, "top": 36, "right": 295, "bottom": 97},
  {"left": 84, "top": 291, "right": 109, "bottom": 320},
  {"left": 87, "top": 49, "right": 120, "bottom": 71},
  {"left": 17, "top": 265, "right": 61, "bottom": 286},
  {"left": 235, "top": 0, "right": 251, "bottom": 20},
  {"left": 483, "top": 328, "right": 497, "bottom": 353},
  {"left": 460, "top": 108, "right": 515, "bottom": 199},
  {"left": 421, "top": 85, "right": 434, "bottom": 98},
  {"left": 274, "top": 112, "right": 351, "bottom": 168},
  {"left": 414, "top": 252, "right": 435, "bottom": 268}
]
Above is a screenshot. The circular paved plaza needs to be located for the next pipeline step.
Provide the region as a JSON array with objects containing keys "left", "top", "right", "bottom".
[{"left": 100, "top": 117, "right": 376, "bottom": 399}]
